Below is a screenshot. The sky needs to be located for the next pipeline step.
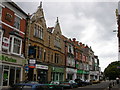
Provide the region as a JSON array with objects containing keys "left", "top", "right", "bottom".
[{"left": 12, "top": 0, "right": 119, "bottom": 72}]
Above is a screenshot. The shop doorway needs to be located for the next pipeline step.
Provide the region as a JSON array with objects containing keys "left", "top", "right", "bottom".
[
  {"left": 67, "top": 74, "right": 73, "bottom": 80},
  {"left": 37, "top": 69, "right": 48, "bottom": 84}
]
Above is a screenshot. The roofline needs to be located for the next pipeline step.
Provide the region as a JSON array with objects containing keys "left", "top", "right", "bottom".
[{"left": 6, "top": 0, "right": 28, "bottom": 17}]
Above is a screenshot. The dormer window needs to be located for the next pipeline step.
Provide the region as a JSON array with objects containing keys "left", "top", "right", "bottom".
[{"left": 54, "top": 36, "right": 61, "bottom": 48}]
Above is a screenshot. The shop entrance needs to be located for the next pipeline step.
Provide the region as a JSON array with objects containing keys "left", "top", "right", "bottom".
[
  {"left": 67, "top": 74, "right": 73, "bottom": 80},
  {"left": 37, "top": 69, "right": 48, "bottom": 84},
  {"left": 2, "top": 65, "right": 21, "bottom": 86}
]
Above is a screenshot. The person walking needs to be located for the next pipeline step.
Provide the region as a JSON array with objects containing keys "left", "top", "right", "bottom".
[{"left": 116, "top": 77, "right": 119, "bottom": 84}]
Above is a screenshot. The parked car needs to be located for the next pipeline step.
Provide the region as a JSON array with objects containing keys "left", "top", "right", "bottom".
[
  {"left": 91, "top": 79, "right": 100, "bottom": 84},
  {"left": 75, "top": 79, "right": 85, "bottom": 86},
  {"left": 84, "top": 80, "right": 92, "bottom": 85},
  {"left": 60, "top": 80, "right": 78, "bottom": 89},
  {"left": 47, "top": 81, "right": 64, "bottom": 89},
  {"left": 10, "top": 83, "right": 50, "bottom": 90},
  {"left": 10, "top": 82, "right": 64, "bottom": 90}
]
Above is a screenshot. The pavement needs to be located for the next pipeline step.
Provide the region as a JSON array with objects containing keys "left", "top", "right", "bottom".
[{"left": 105, "top": 81, "right": 120, "bottom": 90}]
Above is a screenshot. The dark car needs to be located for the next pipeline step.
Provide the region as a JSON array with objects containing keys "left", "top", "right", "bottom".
[
  {"left": 60, "top": 80, "right": 78, "bottom": 89},
  {"left": 10, "top": 82, "right": 64, "bottom": 90},
  {"left": 75, "top": 79, "right": 92, "bottom": 86}
]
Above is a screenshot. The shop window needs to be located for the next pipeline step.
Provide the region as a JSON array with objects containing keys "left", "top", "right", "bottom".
[
  {"left": 34, "top": 24, "right": 43, "bottom": 39},
  {"left": 5, "top": 13, "right": 12, "bottom": 22},
  {"left": 9, "top": 35, "right": 22, "bottom": 55},
  {"left": 3, "top": 70, "right": 9, "bottom": 86},
  {"left": 14, "top": 16, "right": 20, "bottom": 30}
]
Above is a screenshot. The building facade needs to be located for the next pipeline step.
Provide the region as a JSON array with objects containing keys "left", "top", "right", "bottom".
[
  {"left": 0, "top": 1, "right": 28, "bottom": 87},
  {"left": 0, "top": 1, "right": 102, "bottom": 87},
  {"left": 25, "top": 3, "right": 65, "bottom": 83}
]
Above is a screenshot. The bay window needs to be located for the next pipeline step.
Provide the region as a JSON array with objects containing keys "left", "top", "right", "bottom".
[{"left": 9, "top": 35, "right": 22, "bottom": 55}]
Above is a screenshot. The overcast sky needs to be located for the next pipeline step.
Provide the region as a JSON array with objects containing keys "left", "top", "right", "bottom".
[{"left": 12, "top": 0, "right": 119, "bottom": 71}]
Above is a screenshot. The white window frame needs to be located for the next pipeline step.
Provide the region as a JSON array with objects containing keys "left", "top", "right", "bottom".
[
  {"left": 9, "top": 35, "right": 22, "bottom": 56},
  {"left": 0, "top": 30, "right": 3, "bottom": 51}
]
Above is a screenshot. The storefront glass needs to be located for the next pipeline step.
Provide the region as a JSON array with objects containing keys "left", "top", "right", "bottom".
[
  {"left": 2, "top": 65, "right": 21, "bottom": 86},
  {"left": 51, "top": 67, "right": 64, "bottom": 81},
  {"left": 37, "top": 69, "right": 48, "bottom": 84}
]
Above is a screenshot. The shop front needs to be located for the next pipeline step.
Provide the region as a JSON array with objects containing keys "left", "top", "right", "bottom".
[
  {"left": 77, "top": 70, "right": 83, "bottom": 79},
  {"left": 36, "top": 64, "right": 48, "bottom": 84},
  {"left": 0, "top": 54, "right": 26, "bottom": 87},
  {"left": 77, "top": 70, "right": 89, "bottom": 80},
  {"left": 66, "top": 68, "right": 77, "bottom": 80},
  {"left": 51, "top": 67, "right": 64, "bottom": 81}
]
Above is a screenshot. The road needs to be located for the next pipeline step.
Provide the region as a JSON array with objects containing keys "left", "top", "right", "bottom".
[{"left": 66, "top": 81, "right": 116, "bottom": 90}]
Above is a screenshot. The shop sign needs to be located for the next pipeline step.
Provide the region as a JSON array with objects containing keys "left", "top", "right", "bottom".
[
  {"left": 29, "top": 59, "right": 36, "bottom": 64},
  {"left": 2, "top": 37, "right": 9, "bottom": 50},
  {"left": 77, "top": 70, "right": 83, "bottom": 74},
  {"left": 66, "top": 68, "right": 77, "bottom": 73},
  {"left": 28, "top": 59, "right": 36, "bottom": 68},
  {"left": 24, "top": 65, "right": 29, "bottom": 72},
  {"left": 36, "top": 64, "right": 48, "bottom": 70},
  {"left": 52, "top": 67, "right": 64, "bottom": 73},
  {"left": 28, "top": 64, "right": 36, "bottom": 68},
  {"left": 0, "top": 55, "right": 16, "bottom": 63}
]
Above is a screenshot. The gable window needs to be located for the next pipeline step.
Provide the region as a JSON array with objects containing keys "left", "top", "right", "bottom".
[
  {"left": 34, "top": 24, "right": 43, "bottom": 39},
  {"left": 14, "top": 16, "right": 20, "bottom": 30},
  {"left": 54, "top": 36, "right": 61, "bottom": 48},
  {"left": 9, "top": 35, "right": 22, "bottom": 55}
]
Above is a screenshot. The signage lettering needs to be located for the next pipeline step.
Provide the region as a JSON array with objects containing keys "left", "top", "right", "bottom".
[{"left": 0, "top": 55, "right": 17, "bottom": 63}]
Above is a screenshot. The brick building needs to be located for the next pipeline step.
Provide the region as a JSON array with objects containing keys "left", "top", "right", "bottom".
[{"left": 0, "top": 1, "right": 28, "bottom": 87}]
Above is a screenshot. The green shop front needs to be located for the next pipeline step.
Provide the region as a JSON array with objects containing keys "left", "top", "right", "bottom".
[
  {"left": 77, "top": 70, "right": 89, "bottom": 80},
  {"left": 51, "top": 66, "right": 65, "bottom": 81},
  {"left": 0, "top": 54, "right": 26, "bottom": 87}
]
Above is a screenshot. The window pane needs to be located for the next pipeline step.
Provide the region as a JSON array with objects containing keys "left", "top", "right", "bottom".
[
  {"left": 13, "top": 38, "right": 21, "bottom": 54},
  {"left": 14, "top": 16, "right": 20, "bottom": 29}
]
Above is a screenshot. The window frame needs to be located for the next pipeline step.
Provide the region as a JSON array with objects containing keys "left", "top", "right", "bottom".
[
  {"left": 0, "top": 30, "right": 3, "bottom": 51},
  {"left": 9, "top": 35, "right": 22, "bottom": 56}
]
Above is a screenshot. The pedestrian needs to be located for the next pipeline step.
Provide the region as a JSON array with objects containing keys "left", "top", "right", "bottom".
[{"left": 116, "top": 77, "right": 119, "bottom": 84}]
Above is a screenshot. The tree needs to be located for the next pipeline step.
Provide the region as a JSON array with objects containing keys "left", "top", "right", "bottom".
[{"left": 104, "top": 61, "right": 120, "bottom": 80}]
